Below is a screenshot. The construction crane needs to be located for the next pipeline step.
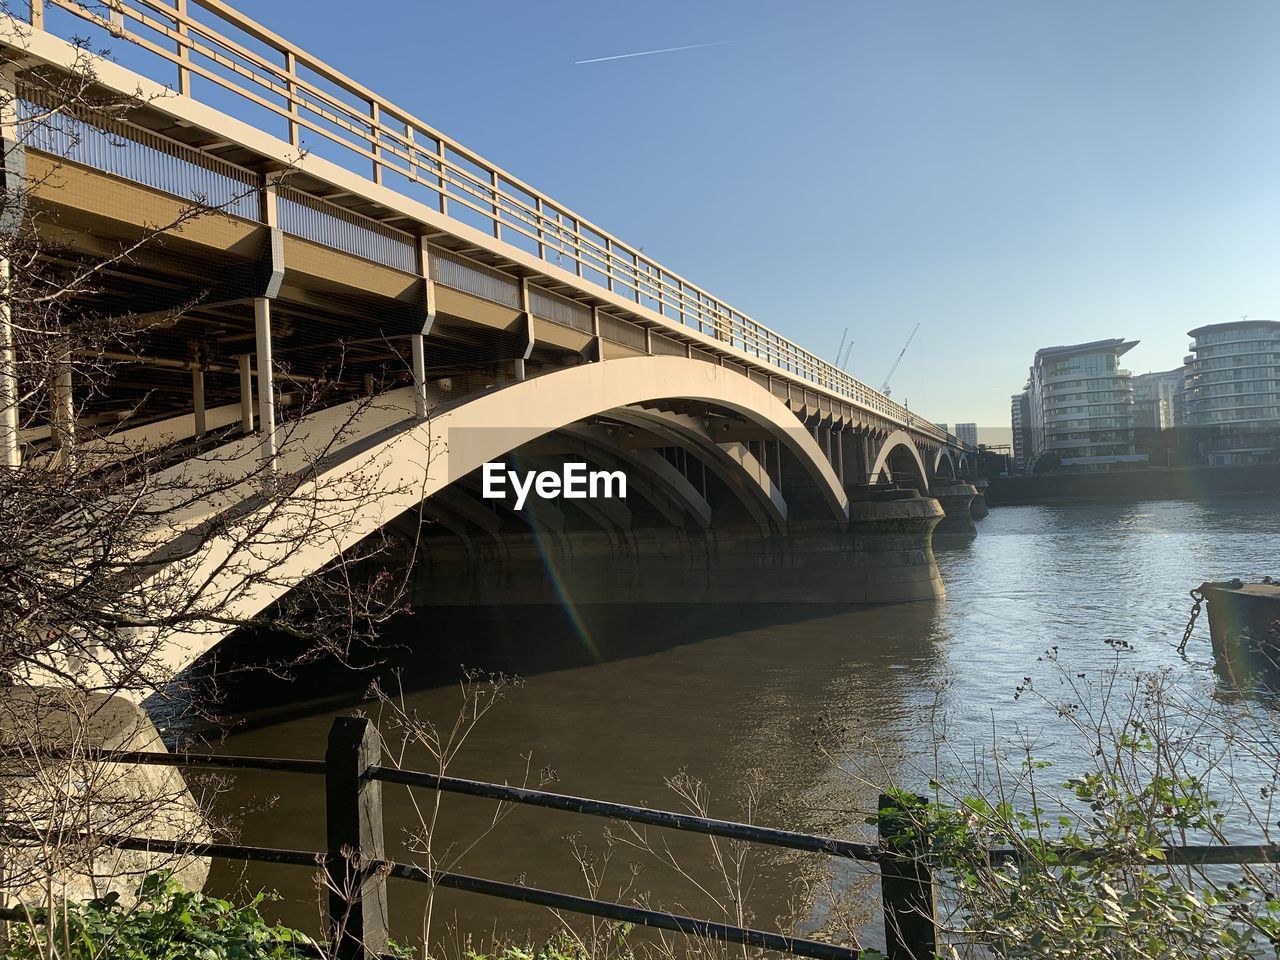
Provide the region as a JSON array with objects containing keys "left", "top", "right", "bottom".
[
  {"left": 833, "top": 326, "right": 856, "bottom": 372},
  {"left": 880, "top": 322, "right": 920, "bottom": 397}
]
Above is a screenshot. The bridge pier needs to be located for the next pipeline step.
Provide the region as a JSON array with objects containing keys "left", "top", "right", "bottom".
[
  {"left": 401, "top": 496, "right": 945, "bottom": 607},
  {"left": 0, "top": 688, "right": 209, "bottom": 903},
  {"left": 253, "top": 296, "right": 276, "bottom": 466},
  {"left": 970, "top": 479, "right": 990, "bottom": 520},
  {"left": 930, "top": 482, "right": 979, "bottom": 540}
]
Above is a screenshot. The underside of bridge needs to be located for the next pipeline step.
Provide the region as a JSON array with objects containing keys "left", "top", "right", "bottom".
[
  {"left": 127, "top": 358, "right": 953, "bottom": 675},
  {"left": 385, "top": 383, "right": 950, "bottom": 610}
]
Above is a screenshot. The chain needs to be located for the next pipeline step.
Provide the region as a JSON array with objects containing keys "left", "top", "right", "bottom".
[{"left": 1178, "top": 587, "right": 1204, "bottom": 655}]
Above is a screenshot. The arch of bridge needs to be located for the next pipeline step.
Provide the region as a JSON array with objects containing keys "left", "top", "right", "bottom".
[
  {"left": 143, "top": 356, "right": 852, "bottom": 674},
  {"left": 868, "top": 429, "right": 930, "bottom": 493},
  {"left": 933, "top": 446, "right": 957, "bottom": 480}
]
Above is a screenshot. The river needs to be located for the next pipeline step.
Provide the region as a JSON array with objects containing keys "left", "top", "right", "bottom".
[{"left": 202, "top": 495, "right": 1280, "bottom": 952}]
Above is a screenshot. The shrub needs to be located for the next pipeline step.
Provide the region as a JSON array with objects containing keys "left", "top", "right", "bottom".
[{"left": 3, "top": 873, "right": 315, "bottom": 960}]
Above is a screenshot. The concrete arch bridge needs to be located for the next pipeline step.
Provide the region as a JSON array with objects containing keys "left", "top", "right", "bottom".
[{"left": 0, "top": 6, "right": 985, "bottom": 681}]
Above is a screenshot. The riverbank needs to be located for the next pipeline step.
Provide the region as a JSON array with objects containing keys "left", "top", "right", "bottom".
[{"left": 986, "top": 463, "right": 1280, "bottom": 505}]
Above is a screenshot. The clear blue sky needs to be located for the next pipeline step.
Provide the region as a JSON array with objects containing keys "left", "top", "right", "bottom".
[{"left": 260, "top": 1, "right": 1280, "bottom": 437}]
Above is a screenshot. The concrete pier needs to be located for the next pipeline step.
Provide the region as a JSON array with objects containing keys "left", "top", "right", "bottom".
[
  {"left": 970, "top": 479, "right": 990, "bottom": 520},
  {"left": 0, "top": 690, "right": 208, "bottom": 905},
  {"left": 404, "top": 496, "right": 946, "bottom": 606},
  {"left": 930, "top": 482, "right": 979, "bottom": 539}
]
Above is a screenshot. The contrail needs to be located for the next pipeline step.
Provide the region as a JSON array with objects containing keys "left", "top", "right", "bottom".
[{"left": 575, "top": 40, "right": 732, "bottom": 65}]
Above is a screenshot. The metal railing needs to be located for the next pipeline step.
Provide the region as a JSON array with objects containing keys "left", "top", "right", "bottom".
[
  {"left": 23, "top": 0, "right": 959, "bottom": 447},
  {"left": 277, "top": 186, "right": 417, "bottom": 273},
  {"left": 3, "top": 717, "right": 893, "bottom": 960},
  {"left": 17, "top": 86, "right": 260, "bottom": 220},
  {"left": 7, "top": 716, "right": 1280, "bottom": 960}
]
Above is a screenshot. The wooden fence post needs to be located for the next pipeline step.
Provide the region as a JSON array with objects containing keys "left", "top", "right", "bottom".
[
  {"left": 878, "top": 794, "right": 937, "bottom": 960},
  {"left": 326, "top": 717, "right": 389, "bottom": 960}
]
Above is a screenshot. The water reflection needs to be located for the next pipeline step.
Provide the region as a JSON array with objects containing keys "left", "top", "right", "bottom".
[{"left": 204, "top": 601, "right": 946, "bottom": 945}]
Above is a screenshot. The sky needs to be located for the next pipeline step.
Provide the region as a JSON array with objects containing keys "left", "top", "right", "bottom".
[{"left": 242, "top": 2, "right": 1280, "bottom": 437}]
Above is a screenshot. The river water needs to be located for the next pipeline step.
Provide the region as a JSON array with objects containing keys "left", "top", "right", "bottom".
[{"left": 203, "top": 495, "right": 1280, "bottom": 951}]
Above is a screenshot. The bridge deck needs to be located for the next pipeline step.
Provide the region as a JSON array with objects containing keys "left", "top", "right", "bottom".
[{"left": 2, "top": 2, "right": 964, "bottom": 455}]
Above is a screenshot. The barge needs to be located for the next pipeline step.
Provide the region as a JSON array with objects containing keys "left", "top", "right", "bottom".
[{"left": 1197, "top": 579, "right": 1280, "bottom": 681}]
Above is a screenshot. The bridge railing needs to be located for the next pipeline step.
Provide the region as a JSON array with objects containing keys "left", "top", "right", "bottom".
[{"left": 22, "top": 0, "right": 959, "bottom": 447}]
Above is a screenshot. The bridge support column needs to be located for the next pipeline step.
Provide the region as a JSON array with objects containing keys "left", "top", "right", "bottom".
[
  {"left": 0, "top": 75, "right": 18, "bottom": 467},
  {"left": 931, "top": 482, "right": 979, "bottom": 540},
  {"left": 51, "top": 343, "right": 75, "bottom": 468},
  {"left": 411, "top": 333, "right": 427, "bottom": 419},
  {"left": 254, "top": 296, "right": 276, "bottom": 466},
  {"left": 0, "top": 256, "right": 19, "bottom": 467},
  {"left": 0, "top": 688, "right": 209, "bottom": 904},
  {"left": 971, "top": 478, "right": 990, "bottom": 520},
  {"left": 238, "top": 353, "right": 254, "bottom": 433},
  {"left": 191, "top": 363, "right": 206, "bottom": 437}
]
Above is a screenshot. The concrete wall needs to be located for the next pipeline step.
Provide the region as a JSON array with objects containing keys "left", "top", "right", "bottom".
[
  {"left": 987, "top": 464, "right": 1280, "bottom": 505},
  {"left": 401, "top": 498, "right": 946, "bottom": 607}
]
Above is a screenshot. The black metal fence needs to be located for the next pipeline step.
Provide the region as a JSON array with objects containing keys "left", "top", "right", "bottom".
[{"left": 6, "top": 715, "right": 1280, "bottom": 960}]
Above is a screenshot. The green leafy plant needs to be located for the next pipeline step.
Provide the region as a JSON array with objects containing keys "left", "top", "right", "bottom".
[
  {"left": 464, "top": 931, "right": 614, "bottom": 960},
  {"left": 3, "top": 872, "right": 316, "bottom": 960},
  {"left": 869, "top": 662, "right": 1280, "bottom": 960}
]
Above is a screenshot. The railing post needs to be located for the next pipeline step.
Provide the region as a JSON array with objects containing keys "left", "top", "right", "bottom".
[
  {"left": 878, "top": 794, "right": 937, "bottom": 960},
  {"left": 106, "top": 0, "right": 124, "bottom": 36},
  {"left": 174, "top": 0, "right": 191, "bottom": 96},
  {"left": 285, "top": 51, "right": 300, "bottom": 148},
  {"left": 490, "top": 169, "right": 501, "bottom": 240},
  {"left": 436, "top": 141, "right": 449, "bottom": 216},
  {"left": 535, "top": 196, "right": 545, "bottom": 261},
  {"left": 326, "top": 717, "right": 389, "bottom": 960},
  {"left": 370, "top": 101, "right": 382, "bottom": 185}
]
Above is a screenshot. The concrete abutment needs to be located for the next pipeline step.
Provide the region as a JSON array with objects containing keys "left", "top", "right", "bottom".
[{"left": 0, "top": 689, "right": 209, "bottom": 904}]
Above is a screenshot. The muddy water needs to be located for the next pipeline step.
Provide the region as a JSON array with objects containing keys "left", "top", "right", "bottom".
[{"left": 202, "top": 495, "right": 1280, "bottom": 950}]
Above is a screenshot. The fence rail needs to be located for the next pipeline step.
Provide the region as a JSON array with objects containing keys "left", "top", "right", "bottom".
[
  {"left": 4, "top": 721, "right": 884, "bottom": 960},
  {"left": 20, "top": 0, "right": 962, "bottom": 447},
  {"left": 12, "top": 718, "right": 1280, "bottom": 960}
]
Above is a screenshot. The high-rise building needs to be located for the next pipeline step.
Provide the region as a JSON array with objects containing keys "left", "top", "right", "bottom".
[
  {"left": 1010, "top": 389, "right": 1032, "bottom": 473},
  {"left": 934, "top": 423, "right": 949, "bottom": 434},
  {"left": 1027, "top": 338, "right": 1145, "bottom": 469},
  {"left": 1183, "top": 319, "right": 1280, "bottom": 465},
  {"left": 955, "top": 422, "right": 978, "bottom": 447},
  {"left": 1132, "top": 368, "right": 1184, "bottom": 431}
]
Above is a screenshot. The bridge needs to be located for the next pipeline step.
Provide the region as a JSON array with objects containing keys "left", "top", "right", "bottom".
[{"left": 0, "top": 2, "right": 983, "bottom": 683}]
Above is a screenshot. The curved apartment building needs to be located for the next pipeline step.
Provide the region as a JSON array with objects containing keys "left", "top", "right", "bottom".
[
  {"left": 1184, "top": 319, "right": 1280, "bottom": 464},
  {"left": 1028, "top": 339, "right": 1143, "bottom": 468}
]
